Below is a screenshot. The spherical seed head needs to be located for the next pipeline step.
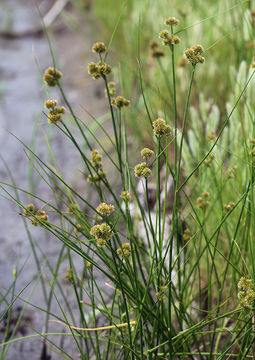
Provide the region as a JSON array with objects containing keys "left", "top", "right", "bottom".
[
  {"left": 159, "top": 30, "right": 170, "bottom": 39},
  {"left": 98, "top": 223, "right": 113, "bottom": 241},
  {"left": 118, "top": 243, "right": 131, "bottom": 258},
  {"left": 134, "top": 162, "right": 147, "bottom": 177},
  {"left": 57, "top": 106, "right": 66, "bottom": 114},
  {"left": 88, "top": 62, "right": 98, "bottom": 74},
  {"left": 165, "top": 16, "right": 179, "bottom": 26},
  {"left": 120, "top": 191, "right": 131, "bottom": 202},
  {"left": 92, "top": 42, "right": 107, "bottom": 54},
  {"left": 163, "top": 38, "right": 172, "bottom": 46},
  {"left": 23, "top": 203, "right": 36, "bottom": 217},
  {"left": 153, "top": 118, "right": 167, "bottom": 136},
  {"left": 141, "top": 167, "right": 151, "bottom": 178},
  {"left": 202, "top": 191, "right": 209, "bottom": 197},
  {"left": 91, "top": 149, "right": 102, "bottom": 169},
  {"left": 196, "top": 197, "right": 203, "bottom": 203},
  {"left": 238, "top": 277, "right": 254, "bottom": 290},
  {"left": 114, "top": 96, "right": 130, "bottom": 109},
  {"left": 108, "top": 81, "right": 116, "bottom": 87},
  {"left": 149, "top": 40, "right": 159, "bottom": 49},
  {"left": 123, "top": 99, "right": 130, "bottom": 107},
  {"left": 170, "top": 35, "right": 181, "bottom": 45},
  {"left": 152, "top": 49, "right": 165, "bottom": 58},
  {"left": 97, "top": 62, "right": 112, "bottom": 75},
  {"left": 90, "top": 224, "right": 101, "bottom": 237},
  {"left": 96, "top": 202, "right": 115, "bottom": 216},
  {"left": 164, "top": 124, "right": 172, "bottom": 136},
  {"left": 141, "top": 147, "right": 154, "bottom": 159},
  {"left": 122, "top": 243, "right": 131, "bottom": 257},
  {"left": 192, "top": 44, "right": 204, "bottom": 55},
  {"left": 184, "top": 48, "right": 194, "bottom": 58},
  {"left": 26, "top": 203, "right": 35, "bottom": 212},
  {"left": 44, "top": 99, "right": 58, "bottom": 109},
  {"left": 184, "top": 46, "right": 205, "bottom": 66},
  {"left": 43, "top": 67, "right": 62, "bottom": 87},
  {"left": 97, "top": 238, "right": 107, "bottom": 247},
  {"left": 48, "top": 113, "right": 61, "bottom": 124}
]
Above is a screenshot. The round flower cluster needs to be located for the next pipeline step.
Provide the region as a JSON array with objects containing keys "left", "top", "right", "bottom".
[
  {"left": 111, "top": 96, "right": 130, "bottom": 109},
  {"left": 43, "top": 67, "right": 62, "bottom": 87},
  {"left": 238, "top": 277, "right": 255, "bottom": 310},
  {"left": 90, "top": 223, "right": 113, "bottom": 247},
  {"left": 44, "top": 100, "right": 66, "bottom": 124},
  {"left": 141, "top": 147, "right": 154, "bottom": 159},
  {"left": 88, "top": 61, "right": 112, "bottom": 80},
  {"left": 31, "top": 210, "right": 48, "bottom": 226},
  {"left": 23, "top": 204, "right": 48, "bottom": 226},
  {"left": 87, "top": 149, "right": 106, "bottom": 183},
  {"left": 117, "top": 243, "right": 131, "bottom": 258},
  {"left": 120, "top": 191, "right": 131, "bottom": 202},
  {"left": 65, "top": 268, "right": 74, "bottom": 284},
  {"left": 96, "top": 202, "right": 115, "bottom": 216},
  {"left": 105, "top": 81, "right": 116, "bottom": 98},
  {"left": 164, "top": 16, "right": 179, "bottom": 26},
  {"left": 23, "top": 203, "right": 35, "bottom": 217},
  {"left": 149, "top": 40, "right": 165, "bottom": 58},
  {"left": 223, "top": 201, "right": 235, "bottom": 212},
  {"left": 92, "top": 42, "right": 107, "bottom": 54},
  {"left": 197, "top": 192, "right": 210, "bottom": 209},
  {"left": 183, "top": 228, "right": 191, "bottom": 241},
  {"left": 159, "top": 30, "right": 180, "bottom": 46},
  {"left": 184, "top": 45, "right": 205, "bottom": 66},
  {"left": 152, "top": 118, "right": 171, "bottom": 136},
  {"left": 134, "top": 162, "right": 151, "bottom": 178},
  {"left": 156, "top": 286, "right": 168, "bottom": 302}
]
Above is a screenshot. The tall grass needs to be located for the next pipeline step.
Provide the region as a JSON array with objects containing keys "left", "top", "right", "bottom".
[{"left": 1, "top": 5, "right": 255, "bottom": 359}]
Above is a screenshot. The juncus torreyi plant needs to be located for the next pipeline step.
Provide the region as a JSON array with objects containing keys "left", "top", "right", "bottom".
[{"left": 2, "top": 14, "right": 255, "bottom": 360}]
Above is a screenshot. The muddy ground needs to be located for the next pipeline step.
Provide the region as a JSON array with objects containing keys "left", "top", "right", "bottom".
[{"left": 0, "top": 1, "right": 109, "bottom": 358}]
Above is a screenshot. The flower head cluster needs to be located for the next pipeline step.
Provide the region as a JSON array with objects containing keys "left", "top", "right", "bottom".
[
  {"left": 96, "top": 202, "right": 114, "bottom": 216},
  {"left": 111, "top": 96, "right": 130, "bottom": 109},
  {"left": 88, "top": 149, "right": 106, "bottom": 183},
  {"left": 149, "top": 40, "right": 165, "bottom": 58},
  {"left": 44, "top": 100, "right": 66, "bottom": 124},
  {"left": 120, "top": 191, "right": 131, "bottom": 202},
  {"left": 91, "top": 149, "right": 102, "bottom": 169},
  {"left": 92, "top": 42, "right": 107, "bottom": 54},
  {"left": 159, "top": 30, "right": 180, "bottom": 46},
  {"left": 23, "top": 204, "right": 48, "bottom": 226},
  {"left": 23, "top": 203, "right": 36, "bottom": 217},
  {"left": 238, "top": 277, "right": 255, "bottom": 310},
  {"left": 223, "top": 201, "right": 235, "bottom": 212},
  {"left": 165, "top": 16, "right": 179, "bottom": 26},
  {"left": 88, "top": 61, "right": 112, "bottom": 80},
  {"left": 134, "top": 162, "right": 151, "bottom": 178},
  {"left": 156, "top": 285, "right": 168, "bottom": 302},
  {"left": 43, "top": 67, "right": 62, "bottom": 87},
  {"left": 183, "top": 228, "right": 191, "bottom": 241},
  {"left": 31, "top": 209, "right": 49, "bottom": 226},
  {"left": 203, "top": 154, "right": 215, "bottom": 167},
  {"left": 197, "top": 192, "right": 210, "bottom": 209},
  {"left": 141, "top": 147, "right": 154, "bottom": 159},
  {"left": 90, "top": 223, "right": 113, "bottom": 246},
  {"left": 184, "top": 45, "right": 205, "bottom": 66},
  {"left": 117, "top": 243, "right": 131, "bottom": 258},
  {"left": 153, "top": 118, "right": 171, "bottom": 136},
  {"left": 65, "top": 268, "right": 74, "bottom": 284},
  {"left": 105, "top": 81, "right": 116, "bottom": 98}
]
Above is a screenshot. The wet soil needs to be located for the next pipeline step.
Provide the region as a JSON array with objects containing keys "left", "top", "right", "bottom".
[{"left": 0, "top": 1, "right": 108, "bottom": 358}]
